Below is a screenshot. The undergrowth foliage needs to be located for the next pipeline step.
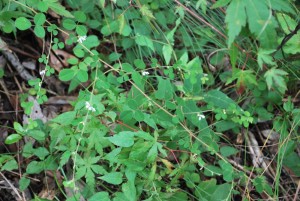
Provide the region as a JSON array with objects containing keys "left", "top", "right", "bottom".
[{"left": 0, "top": 0, "right": 300, "bottom": 200}]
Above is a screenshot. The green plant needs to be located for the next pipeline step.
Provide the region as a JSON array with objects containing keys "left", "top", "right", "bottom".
[{"left": 0, "top": 0, "right": 299, "bottom": 200}]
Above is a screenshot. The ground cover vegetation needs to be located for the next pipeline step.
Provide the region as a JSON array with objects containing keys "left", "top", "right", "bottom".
[{"left": 0, "top": 0, "right": 300, "bottom": 200}]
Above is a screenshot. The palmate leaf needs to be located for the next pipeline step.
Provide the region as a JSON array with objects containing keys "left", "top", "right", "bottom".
[
  {"left": 226, "top": 69, "right": 257, "bottom": 88},
  {"left": 245, "top": 0, "right": 278, "bottom": 49},
  {"left": 271, "top": 0, "right": 296, "bottom": 15},
  {"left": 264, "top": 68, "right": 288, "bottom": 94},
  {"left": 225, "top": 0, "right": 278, "bottom": 48},
  {"left": 225, "top": 0, "right": 246, "bottom": 47},
  {"left": 257, "top": 49, "right": 276, "bottom": 69}
]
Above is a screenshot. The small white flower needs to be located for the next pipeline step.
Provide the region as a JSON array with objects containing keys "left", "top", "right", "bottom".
[
  {"left": 85, "top": 101, "right": 91, "bottom": 109},
  {"left": 203, "top": 73, "right": 208, "bottom": 77},
  {"left": 141, "top": 71, "right": 150, "bottom": 76},
  {"left": 85, "top": 101, "right": 96, "bottom": 112},
  {"left": 40, "top": 70, "right": 46, "bottom": 76},
  {"left": 197, "top": 113, "right": 205, "bottom": 121},
  {"left": 77, "top": 35, "right": 87, "bottom": 43}
]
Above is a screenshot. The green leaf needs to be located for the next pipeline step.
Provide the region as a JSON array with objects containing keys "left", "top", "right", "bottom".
[
  {"left": 101, "top": 21, "right": 119, "bottom": 36},
  {"left": 73, "top": 47, "right": 85, "bottom": 58},
  {"left": 122, "top": 63, "right": 134, "bottom": 73},
  {"left": 19, "top": 177, "right": 30, "bottom": 191},
  {"left": 264, "top": 68, "right": 288, "bottom": 94},
  {"left": 82, "top": 35, "right": 100, "bottom": 49},
  {"left": 34, "top": 13, "right": 46, "bottom": 25},
  {"left": 257, "top": 49, "right": 276, "bottom": 69},
  {"left": 253, "top": 176, "right": 273, "bottom": 195},
  {"left": 38, "top": 1, "right": 48, "bottom": 12},
  {"left": 26, "top": 161, "right": 43, "bottom": 174},
  {"left": 1, "top": 159, "right": 18, "bottom": 171},
  {"left": 135, "top": 34, "right": 154, "bottom": 51},
  {"left": 99, "top": 172, "right": 123, "bottom": 185},
  {"left": 162, "top": 44, "right": 173, "bottom": 65},
  {"left": 60, "top": 151, "right": 71, "bottom": 167},
  {"left": 88, "top": 192, "right": 110, "bottom": 201},
  {"left": 108, "top": 131, "right": 135, "bottom": 147},
  {"left": 51, "top": 111, "right": 76, "bottom": 125},
  {"left": 44, "top": 0, "right": 74, "bottom": 18},
  {"left": 220, "top": 146, "right": 238, "bottom": 157},
  {"left": 63, "top": 19, "right": 76, "bottom": 30},
  {"left": 5, "top": 134, "right": 22, "bottom": 144},
  {"left": 76, "top": 69, "right": 88, "bottom": 82},
  {"left": 283, "top": 96, "right": 294, "bottom": 112},
  {"left": 140, "top": 5, "right": 155, "bottom": 19},
  {"left": 204, "top": 90, "right": 238, "bottom": 109},
  {"left": 34, "top": 147, "right": 49, "bottom": 160},
  {"left": 15, "top": 17, "right": 32, "bottom": 30},
  {"left": 74, "top": 11, "right": 87, "bottom": 23},
  {"left": 134, "top": 59, "right": 146, "bottom": 69},
  {"left": 229, "top": 45, "right": 238, "bottom": 67},
  {"left": 226, "top": 69, "right": 257, "bottom": 89},
  {"left": 28, "top": 130, "right": 46, "bottom": 141},
  {"left": 225, "top": 0, "right": 246, "bottom": 47},
  {"left": 211, "top": 0, "right": 231, "bottom": 8},
  {"left": 34, "top": 26, "right": 46, "bottom": 38},
  {"left": 122, "top": 182, "right": 136, "bottom": 201},
  {"left": 59, "top": 69, "right": 76, "bottom": 81},
  {"left": 0, "top": 69, "right": 4, "bottom": 78},
  {"left": 211, "top": 183, "right": 232, "bottom": 201},
  {"left": 14, "top": 122, "right": 25, "bottom": 133},
  {"left": 219, "top": 161, "right": 234, "bottom": 182},
  {"left": 76, "top": 25, "right": 88, "bottom": 36},
  {"left": 245, "top": 0, "right": 277, "bottom": 48},
  {"left": 277, "top": 13, "right": 297, "bottom": 35},
  {"left": 271, "top": 0, "right": 296, "bottom": 15},
  {"left": 155, "top": 77, "right": 174, "bottom": 100}
]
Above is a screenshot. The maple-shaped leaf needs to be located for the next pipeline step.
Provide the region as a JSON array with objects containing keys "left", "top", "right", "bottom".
[
  {"left": 257, "top": 49, "right": 276, "bottom": 69},
  {"left": 271, "top": 0, "right": 296, "bottom": 15},
  {"left": 226, "top": 69, "right": 257, "bottom": 94},
  {"left": 245, "top": 0, "right": 278, "bottom": 48},
  {"left": 264, "top": 68, "right": 288, "bottom": 94},
  {"left": 225, "top": 0, "right": 247, "bottom": 47}
]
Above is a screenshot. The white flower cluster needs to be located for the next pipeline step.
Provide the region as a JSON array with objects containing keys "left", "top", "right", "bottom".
[
  {"left": 141, "top": 71, "right": 150, "bottom": 76},
  {"left": 197, "top": 113, "right": 205, "bottom": 121},
  {"left": 77, "top": 35, "right": 87, "bottom": 43},
  {"left": 85, "top": 101, "right": 96, "bottom": 112}
]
